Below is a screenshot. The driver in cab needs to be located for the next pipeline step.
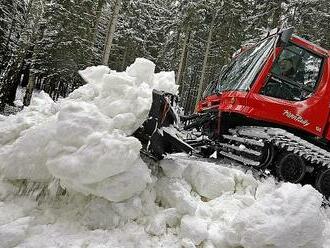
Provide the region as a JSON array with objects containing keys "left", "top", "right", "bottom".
[
  {"left": 279, "top": 58, "right": 296, "bottom": 78},
  {"left": 278, "top": 57, "right": 305, "bottom": 85}
]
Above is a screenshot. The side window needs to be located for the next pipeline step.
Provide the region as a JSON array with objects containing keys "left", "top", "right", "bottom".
[{"left": 261, "top": 44, "right": 323, "bottom": 101}]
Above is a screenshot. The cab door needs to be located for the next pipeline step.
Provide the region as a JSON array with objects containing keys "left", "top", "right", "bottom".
[{"left": 245, "top": 42, "right": 330, "bottom": 137}]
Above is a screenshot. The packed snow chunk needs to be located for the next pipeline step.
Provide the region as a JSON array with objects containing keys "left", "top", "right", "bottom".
[
  {"left": 47, "top": 132, "right": 141, "bottom": 184},
  {"left": 226, "top": 183, "right": 325, "bottom": 248},
  {"left": 153, "top": 71, "right": 178, "bottom": 95},
  {"left": 254, "top": 177, "right": 278, "bottom": 198},
  {"left": 183, "top": 162, "right": 235, "bottom": 199},
  {"left": 0, "top": 181, "right": 16, "bottom": 200},
  {"left": 78, "top": 65, "right": 110, "bottom": 86},
  {"left": 0, "top": 217, "right": 32, "bottom": 248},
  {"left": 139, "top": 184, "right": 158, "bottom": 217},
  {"left": 68, "top": 83, "right": 99, "bottom": 102},
  {"left": 146, "top": 208, "right": 179, "bottom": 236},
  {"left": 82, "top": 202, "right": 121, "bottom": 229},
  {"left": 146, "top": 211, "right": 167, "bottom": 236},
  {"left": 323, "top": 209, "right": 330, "bottom": 248},
  {"left": 126, "top": 58, "right": 178, "bottom": 94},
  {"left": 180, "top": 215, "right": 209, "bottom": 245},
  {"left": 98, "top": 94, "right": 150, "bottom": 134},
  {"left": 81, "top": 197, "right": 144, "bottom": 229},
  {"left": 88, "top": 159, "right": 151, "bottom": 202},
  {"left": 60, "top": 158, "right": 151, "bottom": 202},
  {"left": 0, "top": 91, "right": 57, "bottom": 146},
  {"left": 156, "top": 177, "right": 198, "bottom": 216},
  {"left": 181, "top": 238, "right": 198, "bottom": 248},
  {"left": 96, "top": 72, "right": 153, "bottom": 134},
  {"left": 111, "top": 195, "right": 144, "bottom": 220},
  {"left": 183, "top": 161, "right": 257, "bottom": 199},
  {"left": 160, "top": 158, "right": 189, "bottom": 178},
  {"left": 200, "top": 193, "right": 255, "bottom": 226},
  {"left": 112, "top": 113, "right": 138, "bottom": 134},
  {"left": 101, "top": 72, "right": 136, "bottom": 97},
  {"left": 103, "top": 99, "right": 136, "bottom": 117},
  {"left": 0, "top": 122, "right": 54, "bottom": 181},
  {"left": 0, "top": 198, "right": 37, "bottom": 225},
  {"left": 52, "top": 101, "right": 114, "bottom": 148},
  {"left": 126, "top": 58, "right": 156, "bottom": 86}
]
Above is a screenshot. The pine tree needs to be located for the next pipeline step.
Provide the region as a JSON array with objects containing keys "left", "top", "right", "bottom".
[
  {"left": 1, "top": 0, "right": 329, "bottom": 112},
  {"left": 31, "top": 0, "right": 100, "bottom": 101},
  {"left": 182, "top": 0, "right": 249, "bottom": 113},
  {"left": 0, "top": 0, "right": 26, "bottom": 75},
  {"left": 286, "top": 0, "right": 330, "bottom": 49},
  {"left": 0, "top": 0, "right": 42, "bottom": 111},
  {"left": 104, "top": 0, "right": 177, "bottom": 71}
]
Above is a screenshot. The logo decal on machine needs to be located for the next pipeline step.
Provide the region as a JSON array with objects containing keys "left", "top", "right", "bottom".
[{"left": 283, "top": 110, "right": 310, "bottom": 127}]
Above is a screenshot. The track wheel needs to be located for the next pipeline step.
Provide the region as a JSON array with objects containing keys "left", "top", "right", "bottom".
[
  {"left": 316, "top": 169, "right": 330, "bottom": 198},
  {"left": 277, "top": 152, "right": 306, "bottom": 183},
  {"left": 259, "top": 143, "right": 275, "bottom": 169},
  {"left": 201, "top": 146, "right": 215, "bottom": 158}
]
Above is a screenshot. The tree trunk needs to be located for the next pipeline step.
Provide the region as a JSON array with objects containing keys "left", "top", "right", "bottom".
[
  {"left": 23, "top": 72, "right": 36, "bottom": 106},
  {"left": 121, "top": 45, "right": 128, "bottom": 71},
  {"left": 102, "top": 0, "right": 122, "bottom": 65},
  {"left": 179, "top": 32, "right": 193, "bottom": 105},
  {"left": 171, "top": 28, "right": 181, "bottom": 70},
  {"left": 195, "top": 12, "right": 216, "bottom": 108},
  {"left": 22, "top": 21, "right": 46, "bottom": 107},
  {"left": 176, "top": 28, "right": 191, "bottom": 94}
]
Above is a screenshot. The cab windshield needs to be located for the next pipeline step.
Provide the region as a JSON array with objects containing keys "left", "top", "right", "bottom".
[{"left": 214, "top": 36, "right": 276, "bottom": 94}]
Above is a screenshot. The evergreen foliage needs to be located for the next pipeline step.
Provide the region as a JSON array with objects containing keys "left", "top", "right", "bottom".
[
  {"left": 33, "top": 0, "right": 99, "bottom": 98},
  {"left": 0, "top": 0, "right": 329, "bottom": 113},
  {"left": 0, "top": 0, "right": 26, "bottom": 74}
]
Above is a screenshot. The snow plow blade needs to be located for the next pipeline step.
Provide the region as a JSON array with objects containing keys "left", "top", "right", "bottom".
[{"left": 134, "top": 90, "right": 193, "bottom": 159}]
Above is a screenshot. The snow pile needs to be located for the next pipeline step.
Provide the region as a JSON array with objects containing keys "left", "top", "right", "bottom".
[
  {"left": 0, "top": 153, "right": 327, "bottom": 247},
  {"left": 0, "top": 183, "right": 178, "bottom": 247},
  {"left": 226, "top": 184, "right": 324, "bottom": 248},
  {"left": 0, "top": 58, "right": 178, "bottom": 202},
  {"left": 156, "top": 155, "right": 326, "bottom": 248},
  {"left": 0, "top": 58, "right": 328, "bottom": 248},
  {"left": 0, "top": 91, "right": 57, "bottom": 146}
]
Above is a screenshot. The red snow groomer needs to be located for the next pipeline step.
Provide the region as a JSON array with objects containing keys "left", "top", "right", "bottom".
[{"left": 137, "top": 28, "right": 330, "bottom": 197}]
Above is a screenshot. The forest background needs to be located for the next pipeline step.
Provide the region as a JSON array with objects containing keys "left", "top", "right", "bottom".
[{"left": 0, "top": 0, "right": 329, "bottom": 114}]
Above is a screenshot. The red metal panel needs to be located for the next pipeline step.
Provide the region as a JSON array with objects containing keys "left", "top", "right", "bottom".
[
  {"left": 291, "top": 36, "right": 329, "bottom": 57},
  {"left": 219, "top": 91, "right": 248, "bottom": 113},
  {"left": 245, "top": 44, "right": 330, "bottom": 138},
  {"left": 197, "top": 35, "right": 330, "bottom": 141}
]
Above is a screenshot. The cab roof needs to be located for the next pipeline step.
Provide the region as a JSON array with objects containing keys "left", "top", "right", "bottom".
[{"left": 290, "top": 35, "right": 329, "bottom": 57}]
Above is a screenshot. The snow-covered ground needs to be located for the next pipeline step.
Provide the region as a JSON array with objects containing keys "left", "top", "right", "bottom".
[{"left": 0, "top": 58, "right": 330, "bottom": 248}]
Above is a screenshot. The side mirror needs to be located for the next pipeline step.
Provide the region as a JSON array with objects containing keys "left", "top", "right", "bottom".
[{"left": 280, "top": 27, "right": 294, "bottom": 44}]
